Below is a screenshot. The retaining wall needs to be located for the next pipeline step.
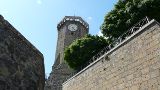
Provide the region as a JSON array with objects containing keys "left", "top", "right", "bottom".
[{"left": 63, "top": 20, "right": 160, "bottom": 90}]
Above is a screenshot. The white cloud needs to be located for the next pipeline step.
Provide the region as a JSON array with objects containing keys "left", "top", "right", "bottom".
[
  {"left": 37, "top": 0, "right": 42, "bottom": 5},
  {"left": 87, "top": 16, "right": 92, "bottom": 20},
  {"left": 97, "top": 31, "right": 108, "bottom": 39},
  {"left": 97, "top": 31, "right": 103, "bottom": 36}
]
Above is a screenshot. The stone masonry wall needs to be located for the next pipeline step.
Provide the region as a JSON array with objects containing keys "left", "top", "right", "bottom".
[
  {"left": 63, "top": 20, "right": 160, "bottom": 90},
  {"left": 0, "top": 15, "right": 45, "bottom": 90},
  {"left": 45, "top": 16, "right": 88, "bottom": 90}
]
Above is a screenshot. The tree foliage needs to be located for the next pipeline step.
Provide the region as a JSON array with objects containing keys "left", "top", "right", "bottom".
[
  {"left": 64, "top": 34, "right": 109, "bottom": 70},
  {"left": 101, "top": 0, "right": 160, "bottom": 40}
]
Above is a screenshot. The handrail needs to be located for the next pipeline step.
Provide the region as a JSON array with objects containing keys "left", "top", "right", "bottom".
[{"left": 88, "top": 16, "right": 150, "bottom": 65}]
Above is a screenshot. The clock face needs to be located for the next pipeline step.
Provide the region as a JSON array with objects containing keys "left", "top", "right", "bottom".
[{"left": 68, "top": 24, "right": 78, "bottom": 31}]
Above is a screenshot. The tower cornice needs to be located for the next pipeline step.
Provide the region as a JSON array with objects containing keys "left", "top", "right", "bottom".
[{"left": 57, "top": 16, "right": 89, "bottom": 30}]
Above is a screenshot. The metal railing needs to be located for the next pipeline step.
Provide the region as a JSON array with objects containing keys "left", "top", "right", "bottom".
[
  {"left": 65, "top": 16, "right": 151, "bottom": 80},
  {"left": 92, "top": 16, "right": 150, "bottom": 61}
]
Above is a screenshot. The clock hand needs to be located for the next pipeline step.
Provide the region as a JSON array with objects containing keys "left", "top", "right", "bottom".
[{"left": 72, "top": 27, "right": 75, "bottom": 30}]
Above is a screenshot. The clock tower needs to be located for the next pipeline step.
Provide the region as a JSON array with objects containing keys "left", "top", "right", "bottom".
[{"left": 45, "top": 16, "right": 89, "bottom": 90}]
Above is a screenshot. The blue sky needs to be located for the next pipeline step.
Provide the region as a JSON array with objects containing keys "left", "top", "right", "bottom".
[{"left": 0, "top": 0, "right": 117, "bottom": 77}]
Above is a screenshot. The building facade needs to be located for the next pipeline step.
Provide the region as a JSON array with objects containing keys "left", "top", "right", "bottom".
[{"left": 45, "top": 16, "right": 89, "bottom": 90}]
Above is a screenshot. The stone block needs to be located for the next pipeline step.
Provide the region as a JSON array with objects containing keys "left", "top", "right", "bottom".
[
  {"left": 150, "top": 69, "right": 160, "bottom": 78},
  {"left": 0, "top": 15, "right": 45, "bottom": 90},
  {"left": 62, "top": 20, "right": 160, "bottom": 90}
]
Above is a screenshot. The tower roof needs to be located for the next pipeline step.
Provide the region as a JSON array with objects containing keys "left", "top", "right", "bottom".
[{"left": 57, "top": 16, "right": 89, "bottom": 30}]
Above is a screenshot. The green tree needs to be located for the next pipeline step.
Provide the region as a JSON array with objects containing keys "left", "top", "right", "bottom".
[
  {"left": 101, "top": 0, "right": 160, "bottom": 41},
  {"left": 64, "top": 34, "right": 109, "bottom": 71}
]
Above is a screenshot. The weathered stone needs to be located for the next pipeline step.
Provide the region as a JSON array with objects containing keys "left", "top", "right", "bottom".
[
  {"left": 45, "top": 16, "right": 88, "bottom": 90},
  {"left": 62, "top": 20, "right": 160, "bottom": 90},
  {"left": 0, "top": 15, "right": 45, "bottom": 90}
]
